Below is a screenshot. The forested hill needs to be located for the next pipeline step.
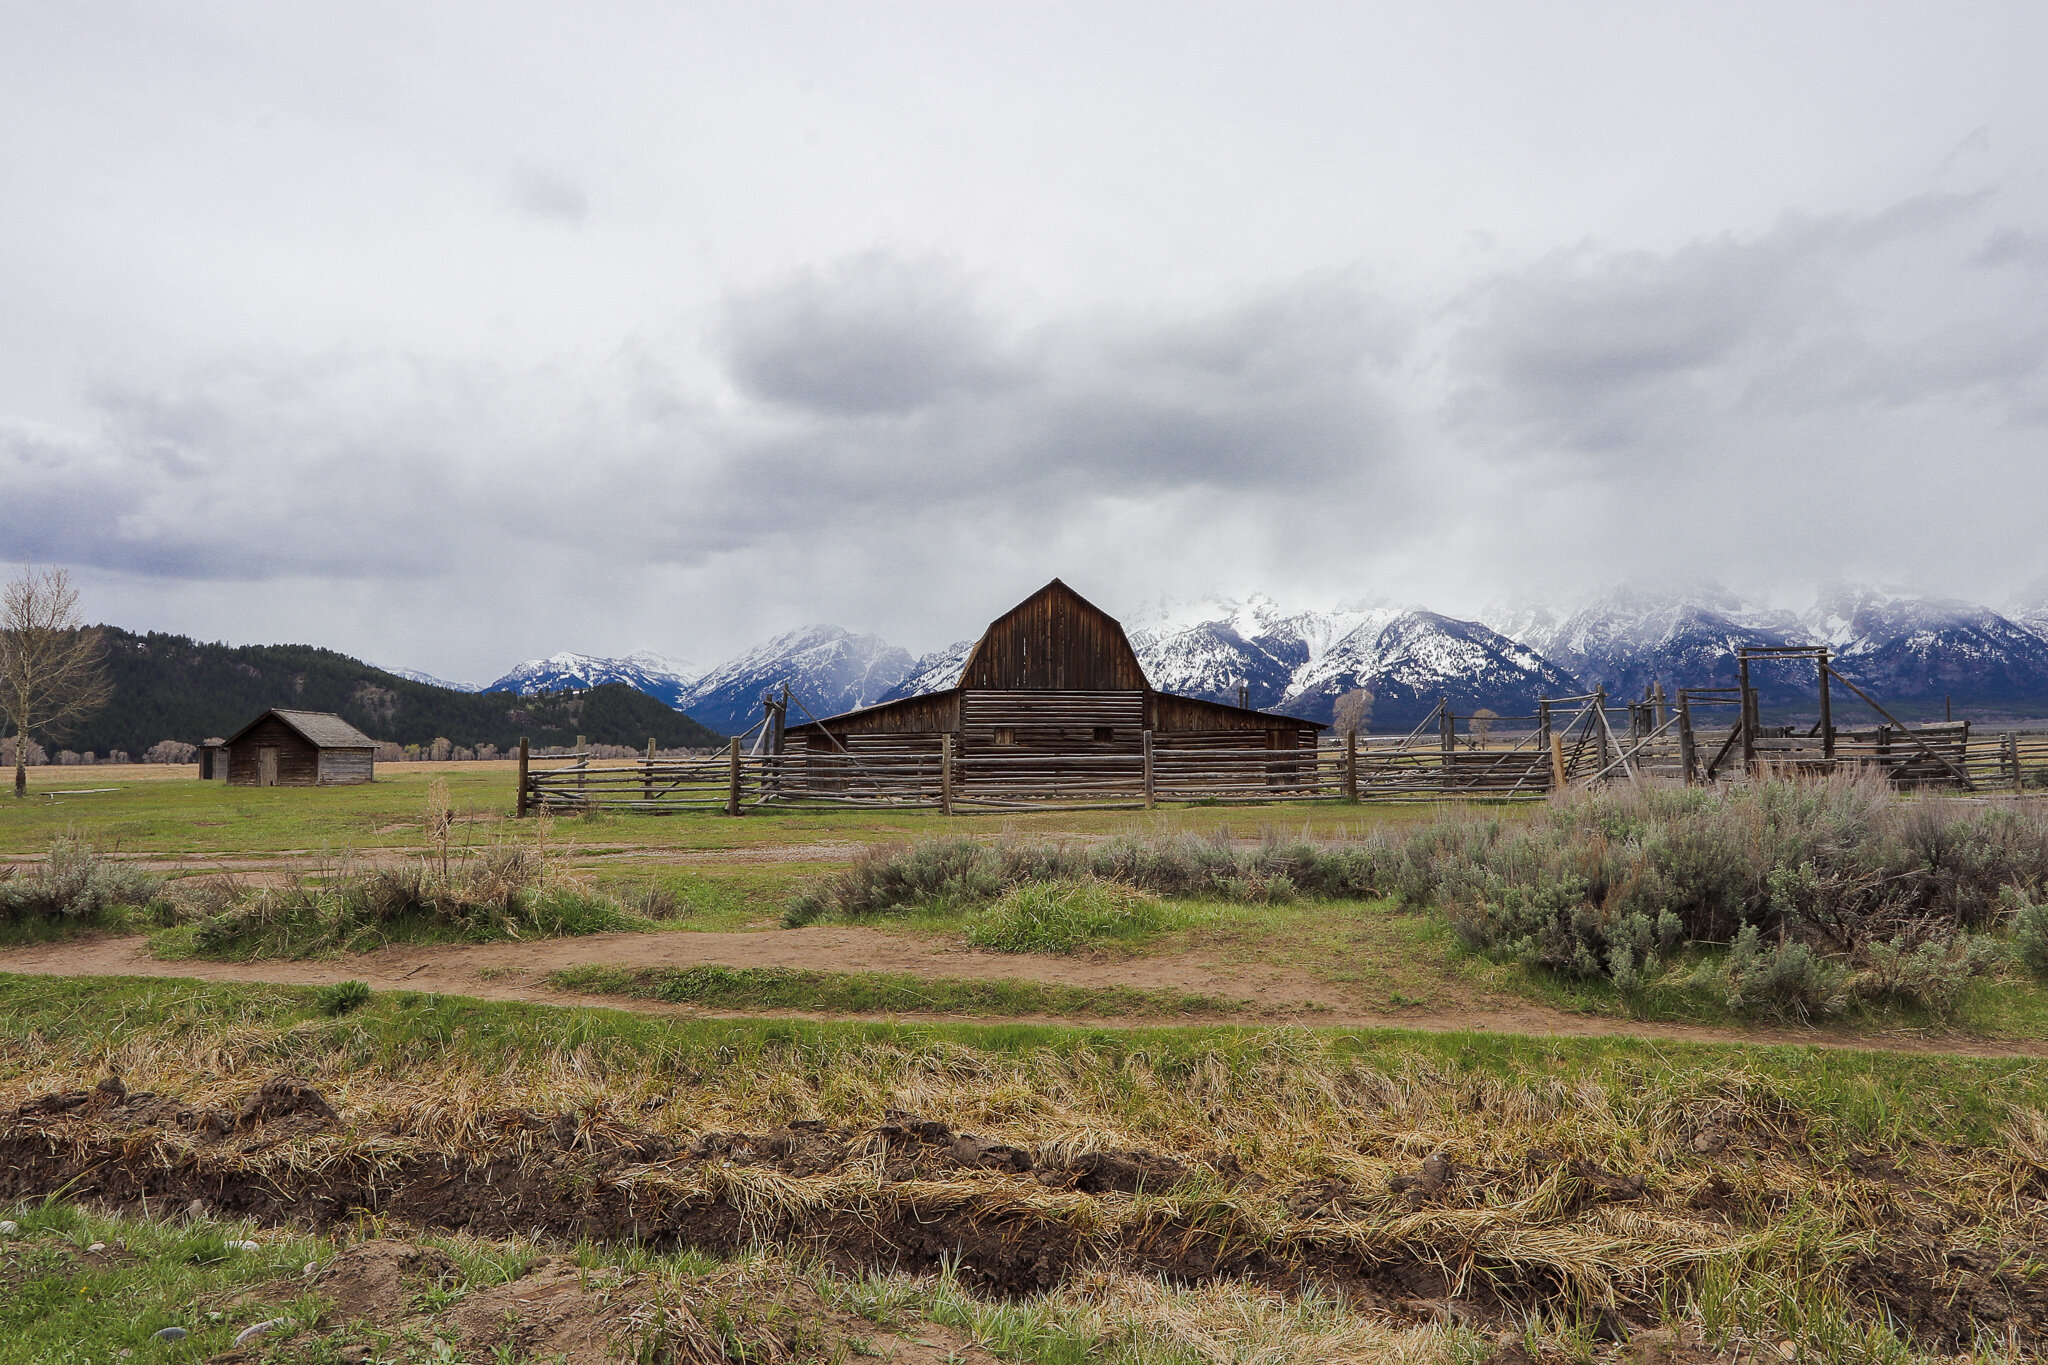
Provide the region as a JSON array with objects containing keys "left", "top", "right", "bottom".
[{"left": 67, "top": 627, "right": 725, "bottom": 757}]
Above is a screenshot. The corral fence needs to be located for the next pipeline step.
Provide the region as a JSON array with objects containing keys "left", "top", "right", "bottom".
[{"left": 515, "top": 650, "right": 2048, "bottom": 815}]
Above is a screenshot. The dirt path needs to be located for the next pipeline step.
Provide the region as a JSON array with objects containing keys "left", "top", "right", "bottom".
[{"left": 3, "top": 931, "right": 2045, "bottom": 1059}]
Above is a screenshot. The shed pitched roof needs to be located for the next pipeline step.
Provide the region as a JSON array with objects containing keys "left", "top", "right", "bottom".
[{"left": 224, "top": 709, "right": 378, "bottom": 749}]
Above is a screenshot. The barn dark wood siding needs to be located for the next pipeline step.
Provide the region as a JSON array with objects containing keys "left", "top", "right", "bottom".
[
  {"left": 801, "top": 693, "right": 961, "bottom": 749},
  {"left": 956, "top": 580, "right": 1150, "bottom": 692},
  {"left": 226, "top": 716, "right": 321, "bottom": 786},
  {"left": 1148, "top": 694, "right": 1320, "bottom": 749}
]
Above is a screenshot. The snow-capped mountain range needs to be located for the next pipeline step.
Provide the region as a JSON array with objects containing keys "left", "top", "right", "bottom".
[
  {"left": 401, "top": 585, "right": 2048, "bottom": 736},
  {"left": 669, "top": 626, "right": 913, "bottom": 735},
  {"left": 482, "top": 652, "right": 702, "bottom": 709}
]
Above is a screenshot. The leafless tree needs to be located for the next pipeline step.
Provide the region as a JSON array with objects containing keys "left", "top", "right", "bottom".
[
  {"left": 0, "top": 567, "right": 111, "bottom": 798},
  {"left": 1469, "top": 708, "right": 1498, "bottom": 749},
  {"left": 1331, "top": 688, "right": 1374, "bottom": 738}
]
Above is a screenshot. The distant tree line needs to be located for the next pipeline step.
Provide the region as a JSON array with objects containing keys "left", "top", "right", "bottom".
[{"left": 50, "top": 626, "right": 724, "bottom": 758}]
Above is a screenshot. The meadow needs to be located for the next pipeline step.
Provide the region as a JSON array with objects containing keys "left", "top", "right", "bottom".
[{"left": 5, "top": 767, "right": 2048, "bottom": 1361}]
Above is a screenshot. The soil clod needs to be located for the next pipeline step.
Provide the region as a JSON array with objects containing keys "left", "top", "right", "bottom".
[{"left": 236, "top": 1077, "right": 337, "bottom": 1129}]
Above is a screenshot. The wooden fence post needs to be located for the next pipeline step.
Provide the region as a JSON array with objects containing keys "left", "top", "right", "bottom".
[
  {"left": 1142, "top": 729, "right": 1156, "bottom": 809},
  {"left": 517, "top": 736, "right": 529, "bottom": 817},
  {"left": 726, "top": 737, "right": 741, "bottom": 817},
  {"left": 576, "top": 735, "right": 587, "bottom": 806},
  {"left": 1344, "top": 728, "right": 1358, "bottom": 801},
  {"left": 2010, "top": 732, "right": 2025, "bottom": 795},
  {"left": 1737, "top": 656, "right": 1755, "bottom": 774},
  {"left": 1549, "top": 731, "right": 1567, "bottom": 792},
  {"left": 940, "top": 733, "right": 954, "bottom": 815},
  {"left": 644, "top": 737, "right": 656, "bottom": 804},
  {"left": 1678, "top": 694, "right": 1698, "bottom": 784},
  {"left": 1818, "top": 656, "right": 1835, "bottom": 761}
]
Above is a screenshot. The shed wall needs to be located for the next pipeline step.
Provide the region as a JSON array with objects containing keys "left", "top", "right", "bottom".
[
  {"left": 316, "top": 749, "right": 376, "bottom": 785},
  {"left": 226, "top": 716, "right": 321, "bottom": 786}
]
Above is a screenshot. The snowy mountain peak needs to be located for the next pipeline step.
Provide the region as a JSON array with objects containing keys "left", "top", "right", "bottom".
[
  {"left": 484, "top": 651, "right": 699, "bottom": 706},
  {"left": 381, "top": 666, "right": 484, "bottom": 693}
]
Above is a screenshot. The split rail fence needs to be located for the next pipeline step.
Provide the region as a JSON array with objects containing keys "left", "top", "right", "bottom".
[{"left": 515, "top": 659, "right": 2048, "bottom": 815}]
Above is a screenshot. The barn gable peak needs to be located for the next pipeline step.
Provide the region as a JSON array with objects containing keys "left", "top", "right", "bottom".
[{"left": 956, "top": 580, "right": 1150, "bottom": 692}]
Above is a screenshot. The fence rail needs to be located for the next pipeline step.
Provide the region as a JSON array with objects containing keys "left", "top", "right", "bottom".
[{"left": 514, "top": 696, "right": 2048, "bottom": 816}]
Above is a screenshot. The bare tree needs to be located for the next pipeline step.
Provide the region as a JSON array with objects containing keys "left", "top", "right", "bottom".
[
  {"left": 1331, "top": 688, "right": 1374, "bottom": 738},
  {"left": 0, "top": 567, "right": 111, "bottom": 798},
  {"left": 1468, "top": 708, "right": 1499, "bottom": 749}
]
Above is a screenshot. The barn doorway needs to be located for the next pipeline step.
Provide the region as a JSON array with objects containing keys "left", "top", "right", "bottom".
[{"left": 257, "top": 747, "right": 279, "bottom": 787}]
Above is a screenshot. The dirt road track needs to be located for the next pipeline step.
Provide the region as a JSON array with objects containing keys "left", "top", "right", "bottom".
[{"left": 2, "top": 931, "right": 2043, "bottom": 1059}]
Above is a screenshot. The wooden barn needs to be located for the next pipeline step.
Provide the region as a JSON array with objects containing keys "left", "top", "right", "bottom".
[
  {"left": 220, "top": 709, "right": 377, "bottom": 786},
  {"left": 785, "top": 580, "right": 1322, "bottom": 792}
]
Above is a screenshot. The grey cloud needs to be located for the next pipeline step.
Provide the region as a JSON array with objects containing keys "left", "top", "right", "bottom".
[
  {"left": 720, "top": 251, "right": 1019, "bottom": 415},
  {"left": 505, "top": 167, "right": 589, "bottom": 224},
  {"left": 1449, "top": 194, "right": 2016, "bottom": 455},
  {"left": 1974, "top": 227, "right": 2048, "bottom": 269},
  {"left": 710, "top": 269, "right": 1413, "bottom": 521}
]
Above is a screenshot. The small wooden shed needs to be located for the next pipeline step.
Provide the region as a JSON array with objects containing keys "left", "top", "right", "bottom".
[{"left": 221, "top": 709, "right": 377, "bottom": 786}]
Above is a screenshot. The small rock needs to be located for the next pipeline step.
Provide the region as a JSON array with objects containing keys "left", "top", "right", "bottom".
[
  {"left": 152, "top": 1326, "right": 188, "bottom": 1342},
  {"left": 87, "top": 1241, "right": 106, "bottom": 1252},
  {"left": 119, "top": 1350, "right": 134, "bottom": 1359},
  {"left": 303, "top": 1261, "right": 318, "bottom": 1277},
  {"left": 234, "top": 1318, "right": 287, "bottom": 1346},
  {"left": 185, "top": 1198, "right": 208, "bottom": 1220},
  {"left": 228, "top": 1239, "right": 260, "bottom": 1253},
  {"left": 1693, "top": 1129, "right": 1728, "bottom": 1155},
  {"left": 0, "top": 1220, "right": 17, "bottom": 1235}
]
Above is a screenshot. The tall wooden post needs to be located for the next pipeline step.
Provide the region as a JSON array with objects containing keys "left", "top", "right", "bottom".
[
  {"left": 1549, "top": 731, "right": 1568, "bottom": 792},
  {"left": 1142, "top": 729, "right": 1156, "bottom": 809},
  {"left": 644, "top": 737, "right": 656, "bottom": 804},
  {"left": 1591, "top": 686, "right": 1608, "bottom": 773},
  {"left": 516, "top": 736, "right": 529, "bottom": 817},
  {"left": 1737, "top": 656, "right": 1755, "bottom": 774},
  {"left": 1438, "top": 699, "right": 1454, "bottom": 758},
  {"left": 1344, "top": 728, "right": 1358, "bottom": 802},
  {"left": 575, "top": 734, "right": 587, "bottom": 806},
  {"left": 1817, "top": 655, "right": 1834, "bottom": 761},
  {"left": 2010, "top": 732, "right": 2025, "bottom": 795},
  {"left": 1653, "top": 681, "right": 1667, "bottom": 731},
  {"left": 726, "top": 737, "right": 741, "bottom": 817},
  {"left": 1678, "top": 694, "right": 1698, "bottom": 784},
  {"left": 940, "top": 733, "right": 955, "bottom": 815},
  {"left": 1538, "top": 700, "right": 1551, "bottom": 753}
]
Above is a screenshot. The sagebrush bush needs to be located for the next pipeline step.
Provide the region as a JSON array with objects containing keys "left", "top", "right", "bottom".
[
  {"left": 0, "top": 838, "right": 164, "bottom": 925},
  {"left": 1426, "top": 770, "right": 2048, "bottom": 987},
  {"left": 2006, "top": 885, "right": 2048, "bottom": 978},
  {"left": 1855, "top": 931, "right": 2003, "bottom": 1014},
  {"left": 963, "top": 879, "right": 1172, "bottom": 954},
  {"left": 785, "top": 832, "right": 1386, "bottom": 925},
  {"left": 1716, "top": 925, "right": 1850, "bottom": 1020},
  {"left": 190, "top": 842, "right": 634, "bottom": 957}
]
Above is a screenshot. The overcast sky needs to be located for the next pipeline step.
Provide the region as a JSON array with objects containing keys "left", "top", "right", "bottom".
[{"left": 6, "top": 2, "right": 2048, "bottom": 679}]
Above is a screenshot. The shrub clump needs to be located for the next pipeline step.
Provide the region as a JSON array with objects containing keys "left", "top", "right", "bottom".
[
  {"left": 1418, "top": 769, "right": 2048, "bottom": 1014},
  {"left": 785, "top": 833, "right": 1384, "bottom": 926},
  {"left": 316, "top": 979, "right": 373, "bottom": 1016},
  {"left": 189, "top": 844, "right": 637, "bottom": 958},
  {"left": 963, "top": 879, "right": 1173, "bottom": 954},
  {"left": 0, "top": 838, "right": 165, "bottom": 926}
]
